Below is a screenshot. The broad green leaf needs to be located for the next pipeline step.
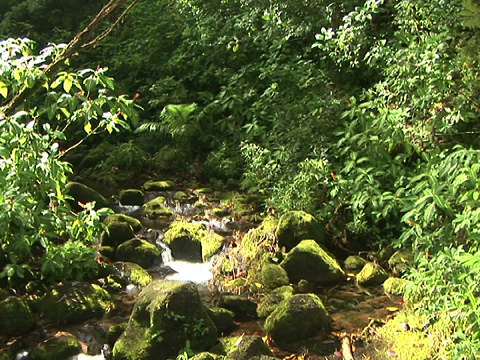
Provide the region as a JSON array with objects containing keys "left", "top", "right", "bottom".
[
  {"left": 0, "top": 81, "right": 7, "bottom": 98},
  {"left": 84, "top": 122, "right": 92, "bottom": 134},
  {"left": 63, "top": 77, "right": 73, "bottom": 93}
]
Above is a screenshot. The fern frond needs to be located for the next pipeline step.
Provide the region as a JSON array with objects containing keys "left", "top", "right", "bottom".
[{"left": 197, "top": 100, "right": 221, "bottom": 121}]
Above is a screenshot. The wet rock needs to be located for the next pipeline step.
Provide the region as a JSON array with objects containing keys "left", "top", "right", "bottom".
[
  {"left": 207, "top": 307, "right": 235, "bottom": 334},
  {"left": 0, "top": 296, "right": 35, "bottom": 336},
  {"left": 116, "top": 238, "right": 160, "bottom": 269},
  {"left": 261, "top": 264, "right": 289, "bottom": 290},
  {"left": 383, "top": 277, "right": 411, "bottom": 295},
  {"left": 280, "top": 240, "right": 345, "bottom": 285},
  {"left": 264, "top": 293, "right": 330, "bottom": 345},
  {"left": 143, "top": 196, "right": 174, "bottom": 219},
  {"left": 163, "top": 221, "right": 224, "bottom": 262},
  {"left": 143, "top": 180, "right": 175, "bottom": 191},
  {"left": 356, "top": 262, "right": 388, "bottom": 286},
  {"left": 112, "top": 281, "right": 217, "bottom": 360},
  {"left": 118, "top": 189, "right": 144, "bottom": 206},
  {"left": 275, "top": 211, "right": 324, "bottom": 251},
  {"left": 190, "top": 352, "right": 221, "bottom": 360},
  {"left": 217, "top": 295, "right": 257, "bottom": 320},
  {"left": 226, "top": 336, "right": 275, "bottom": 359},
  {"left": 112, "top": 262, "right": 153, "bottom": 287},
  {"left": 65, "top": 182, "right": 110, "bottom": 211},
  {"left": 30, "top": 333, "right": 81, "bottom": 360},
  {"left": 257, "top": 286, "right": 294, "bottom": 318},
  {"left": 388, "top": 250, "right": 414, "bottom": 276},
  {"left": 344, "top": 255, "right": 367, "bottom": 272},
  {"left": 101, "top": 214, "right": 141, "bottom": 248},
  {"left": 39, "top": 282, "right": 114, "bottom": 324}
]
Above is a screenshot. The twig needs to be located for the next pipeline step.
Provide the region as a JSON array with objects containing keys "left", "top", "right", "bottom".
[{"left": 341, "top": 336, "right": 356, "bottom": 360}]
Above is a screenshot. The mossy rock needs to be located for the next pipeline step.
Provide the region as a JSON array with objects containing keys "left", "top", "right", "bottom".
[
  {"left": 241, "top": 216, "right": 278, "bottom": 255},
  {"left": 116, "top": 238, "right": 160, "bottom": 269},
  {"left": 217, "top": 295, "right": 257, "bottom": 321},
  {"left": 297, "top": 279, "right": 314, "bottom": 293},
  {"left": 39, "top": 282, "right": 114, "bottom": 324},
  {"left": 383, "top": 277, "right": 411, "bottom": 295},
  {"left": 227, "top": 335, "right": 275, "bottom": 359},
  {"left": 163, "top": 221, "right": 224, "bottom": 262},
  {"left": 257, "top": 286, "right": 294, "bottom": 318},
  {"left": 388, "top": 250, "right": 414, "bottom": 276},
  {"left": 30, "top": 333, "right": 81, "bottom": 360},
  {"left": 280, "top": 240, "right": 345, "bottom": 285},
  {"left": 207, "top": 307, "right": 235, "bottom": 334},
  {"left": 108, "top": 322, "right": 128, "bottom": 348},
  {"left": 112, "top": 262, "right": 153, "bottom": 287},
  {"left": 174, "top": 191, "right": 189, "bottom": 200},
  {"left": 0, "top": 296, "right": 35, "bottom": 336},
  {"left": 119, "top": 189, "right": 144, "bottom": 206},
  {"left": 143, "top": 180, "right": 176, "bottom": 191},
  {"left": 190, "top": 353, "right": 221, "bottom": 360},
  {"left": 195, "top": 188, "right": 213, "bottom": 194},
  {"left": 65, "top": 182, "right": 110, "bottom": 211},
  {"left": 264, "top": 293, "right": 330, "bottom": 345},
  {"left": 101, "top": 214, "right": 142, "bottom": 248},
  {"left": 275, "top": 211, "right": 325, "bottom": 251},
  {"left": 112, "top": 281, "right": 218, "bottom": 360},
  {"left": 344, "top": 255, "right": 367, "bottom": 272},
  {"left": 99, "top": 246, "right": 116, "bottom": 260},
  {"left": 356, "top": 262, "right": 388, "bottom": 286},
  {"left": 212, "top": 207, "right": 230, "bottom": 217},
  {"left": 143, "top": 196, "right": 174, "bottom": 219},
  {"left": 261, "top": 264, "right": 289, "bottom": 290}
]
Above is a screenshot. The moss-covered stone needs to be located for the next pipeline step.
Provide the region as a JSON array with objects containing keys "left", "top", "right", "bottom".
[
  {"left": 261, "top": 264, "right": 289, "bottom": 290},
  {"left": 356, "top": 262, "right": 388, "bottom": 286},
  {"left": 112, "top": 281, "right": 217, "bottom": 360},
  {"left": 195, "top": 188, "right": 213, "bottom": 194},
  {"left": 383, "top": 277, "right": 411, "bottom": 295},
  {"left": 143, "top": 180, "right": 176, "bottom": 191},
  {"left": 65, "top": 182, "right": 110, "bottom": 211},
  {"left": 116, "top": 238, "right": 160, "bottom": 269},
  {"left": 217, "top": 295, "right": 257, "bottom": 321},
  {"left": 280, "top": 240, "right": 345, "bottom": 285},
  {"left": 275, "top": 211, "right": 324, "bottom": 251},
  {"left": 119, "top": 189, "right": 144, "bottom": 206},
  {"left": 163, "top": 221, "right": 224, "bottom": 262},
  {"left": 241, "top": 216, "right": 278, "bottom": 256},
  {"left": 227, "top": 335, "right": 275, "bottom": 359},
  {"left": 264, "top": 294, "right": 330, "bottom": 345},
  {"left": 388, "top": 250, "right": 414, "bottom": 276},
  {"left": 344, "top": 255, "right": 367, "bottom": 272},
  {"left": 39, "top": 282, "right": 114, "bottom": 324},
  {"left": 143, "top": 196, "right": 174, "bottom": 219},
  {"left": 108, "top": 322, "right": 128, "bottom": 348},
  {"left": 101, "top": 214, "right": 142, "bottom": 248},
  {"left": 99, "top": 246, "right": 116, "bottom": 261},
  {"left": 257, "top": 286, "right": 294, "bottom": 318},
  {"left": 207, "top": 307, "right": 235, "bottom": 334},
  {"left": 0, "top": 296, "right": 35, "bottom": 336},
  {"left": 112, "top": 262, "right": 153, "bottom": 287},
  {"left": 174, "top": 191, "right": 189, "bottom": 200},
  {"left": 30, "top": 333, "right": 81, "bottom": 360},
  {"left": 190, "top": 352, "right": 221, "bottom": 360}
]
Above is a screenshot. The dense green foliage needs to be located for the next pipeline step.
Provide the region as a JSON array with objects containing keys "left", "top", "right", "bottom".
[{"left": 0, "top": 0, "right": 479, "bottom": 356}]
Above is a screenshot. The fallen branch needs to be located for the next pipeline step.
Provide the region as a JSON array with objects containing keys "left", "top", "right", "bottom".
[{"left": 341, "top": 336, "right": 355, "bottom": 360}]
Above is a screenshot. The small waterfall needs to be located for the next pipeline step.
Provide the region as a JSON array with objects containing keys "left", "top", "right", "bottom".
[{"left": 161, "top": 244, "right": 173, "bottom": 264}]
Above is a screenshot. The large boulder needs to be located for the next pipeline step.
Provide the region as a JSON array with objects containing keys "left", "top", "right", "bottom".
[
  {"left": 65, "top": 182, "right": 110, "bottom": 210},
  {"left": 111, "top": 262, "right": 153, "bottom": 288},
  {"left": 101, "top": 214, "right": 142, "bottom": 248},
  {"left": 280, "top": 240, "right": 345, "bottom": 284},
  {"left": 0, "top": 296, "right": 35, "bottom": 336},
  {"left": 163, "top": 221, "right": 224, "bottom": 262},
  {"left": 264, "top": 294, "right": 330, "bottom": 345},
  {"left": 275, "top": 211, "right": 324, "bottom": 251},
  {"left": 217, "top": 295, "right": 257, "bottom": 321},
  {"left": 31, "top": 334, "right": 81, "bottom": 360},
  {"left": 257, "top": 286, "right": 294, "bottom": 318},
  {"left": 143, "top": 196, "right": 174, "bottom": 219},
  {"left": 388, "top": 250, "right": 414, "bottom": 276},
  {"left": 119, "top": 189, "right": 144, "bottom": 206},
  {"left": 112, "top": 281, "right": 218, "bottom": 360},
  {"left": 116, "top": 238, "right": 160, "bottom": 269},
  {"left": 38, "top": 281, "right": 114, "bottom": 324},
  {"left": 261, "top": 264, "right": 289, "bottom": 290},
  {"left": 225, "top": 336, "right": 276, "bottom": 360},
  {"left": 143, "top": 180, "right": 176, "bottom": 191}
]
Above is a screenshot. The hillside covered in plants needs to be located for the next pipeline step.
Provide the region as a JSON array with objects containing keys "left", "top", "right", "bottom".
[{"left": 0, "top": 0, "right": 480, "bottom": 358}]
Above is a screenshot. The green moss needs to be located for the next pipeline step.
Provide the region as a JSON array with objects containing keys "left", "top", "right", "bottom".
[
  {"left": 280, "top": 240, "right": 345, "bottom": 284},
  {"left": 31, "top": 334, "right": 81, "bottom": 360},
  {"left": 108, "top": 322, "right": 128, "bottom": 347},
  {"left": 143, "top": 180, "right": 176, "bottom": 191},
  {"left": 257, "top": 285, "right": 294, "bottom": 318},
  {"left": 102, "top": 214, "right": 142, "bottom": 248},
  {"left": 217, "top": 295, "right": 257, "bottom": 320},
  {"left": 195, "top": 187, "right": 213, "bottom": 194},
  {"left": 261, "top": 264, "right": 289, "bottom": 290},
  {"left": 207, "top": 307, "right": 235, "bottom": 333},
  {"left": 383, "top": 277, "right": 411, "bottom": 295},
  {"left": 174, "top": 191, "right": 189, "bottom": 200},
  {"left": 163, "top": 221, "right": 224, "bottom": 262},
  {"left": 388, "top": 250, "right": 414, "bottom": 275},
  {"left": 356, "top": 262, "right": 388, "bottom": 286},
  {"left": 116, "top": 239, "right": 161, "bottom": 269},
  {"left": 344, "top": 255, "right": 367, "bottom": 272},
  {"left": 0, "top": 296, "right": 35, "bottom": 336},
  {"left": 275, "top": 211, "right": 325, "bottom": 251},
  {"left": 117, "top": 262, "right": 153, "bottom": 287},
  {"left": 65, "top": 182, "right": 110, "bottom": 210},
  {"left": 39, "top": 282, "right": 114, "bottom": 324},
  {"left": 143, "top": 196, "right": 174, "bottom": 219},
  {"left": 264, "top": 293, "right": 329, "bottom": 344},
  {"left": 119, "top": 189, "right": 144, "bottom": 206}
]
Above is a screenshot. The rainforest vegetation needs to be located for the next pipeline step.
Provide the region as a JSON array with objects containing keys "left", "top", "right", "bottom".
[{"left": 0, "top": 0, "right": 479, "bottom": 358}]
